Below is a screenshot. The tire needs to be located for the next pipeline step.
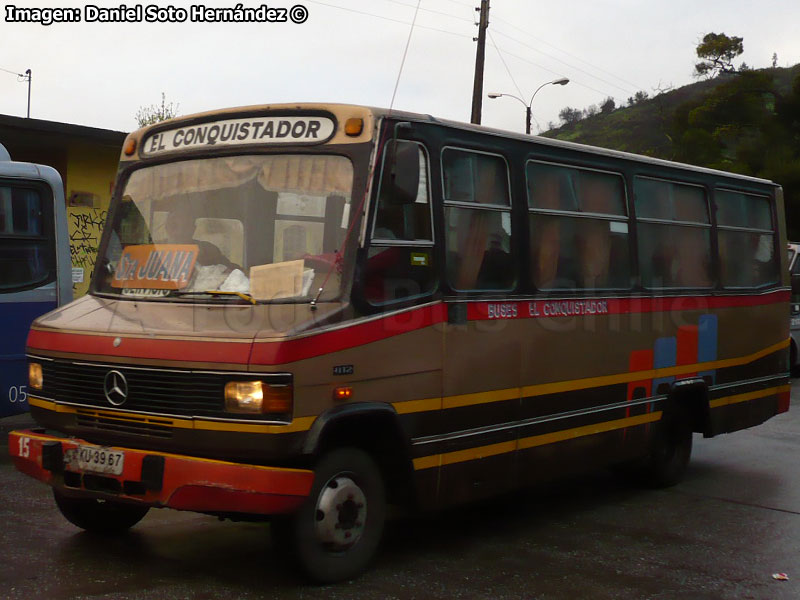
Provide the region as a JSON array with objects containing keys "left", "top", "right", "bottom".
[
  {"left": 272, "top": 447, "right": 386, "bottom": 583},
  {"left": 638, "top": 404, "right": 693, "bottom": 488},
  {"left": 53, "top": 490, "right": 150, "bottom": 533}
]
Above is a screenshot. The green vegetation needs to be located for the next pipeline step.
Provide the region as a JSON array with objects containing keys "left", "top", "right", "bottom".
[
  {"left": 543, "top": 64, "right": 800, "bottom": 238},
  {"left": 135, "top": 92, "right": 180, "bottom": 128},
  {"left": 694, "top": 33, "right": 744, "bottom": 79}
]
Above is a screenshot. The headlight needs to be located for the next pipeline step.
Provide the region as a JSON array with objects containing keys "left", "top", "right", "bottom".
[
  {"left": 224, "top": 380, "right": 292, "bottom": 415},
  {"left": 29, "top": 362, "right": 43, "bottom": 390}
]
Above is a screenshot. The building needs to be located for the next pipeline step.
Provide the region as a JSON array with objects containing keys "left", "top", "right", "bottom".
[{"left": 0, "top": 113, "right": 126, "bottom": 296}]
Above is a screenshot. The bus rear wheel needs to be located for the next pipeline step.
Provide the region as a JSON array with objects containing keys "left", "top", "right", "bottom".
[
  {"left": 639, "top": 404, "right": 693, "bottom": 488},
  {"left": 272, "top": 447, "right": 386, "bottom": 583},
  {"left": 53, "top": 490, "right": 150, "bottom": 533}
]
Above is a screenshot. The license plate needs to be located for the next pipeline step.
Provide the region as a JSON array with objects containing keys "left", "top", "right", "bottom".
[
  {"left": 72, "top": 445, "right": 125, "bottom": 475},
  {"left": 792, "top": 317, "right": 800, "bottom": 328}
]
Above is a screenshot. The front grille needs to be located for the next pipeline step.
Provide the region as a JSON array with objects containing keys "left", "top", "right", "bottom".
[
  {"left": 76, "top": 409, "right": 174, "bottom": 438},
  {"left": 35, "top": 357, "right": 291, "bottom": 421}
]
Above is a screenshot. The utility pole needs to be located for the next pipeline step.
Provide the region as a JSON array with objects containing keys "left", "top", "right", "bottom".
[
  {"left": 25, "top": 69, "right": 31, "bottom": 118},
  {"left": 470, "top": 0, "right": 489, "bottom": 125}
]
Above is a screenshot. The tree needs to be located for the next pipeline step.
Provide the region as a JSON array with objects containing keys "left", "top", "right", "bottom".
[
  {"left": 584, "top": 104, "right": 600, "bottom": 118},
  {"left": 627, "top": 91, "right": 649, "bottom": 106},
  {"left": 135, "top": 92, "right": 179, "bottom": 127},
  {"left": 600, "top": 97, "right": 616, "bottom": 114},
  {"left": 693, "top": 33, "right": 743, "bottom": 79},
  {"left": 558, "top": 106, "right": 583, "bottom": 125}
]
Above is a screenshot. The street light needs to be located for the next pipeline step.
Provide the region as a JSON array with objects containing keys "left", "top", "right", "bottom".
[{"left": 488, "top": 77, "right": 569, "bottom": 134}]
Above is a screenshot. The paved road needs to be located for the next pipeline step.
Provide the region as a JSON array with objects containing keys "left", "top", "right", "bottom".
[{"left": 2, "top": 383, "right": 799, "bottom": 600}]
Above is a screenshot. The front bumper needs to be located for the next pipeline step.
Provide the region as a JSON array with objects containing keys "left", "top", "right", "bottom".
[{"left": 9, "top": 429, "right": 314, "bottom": 515}]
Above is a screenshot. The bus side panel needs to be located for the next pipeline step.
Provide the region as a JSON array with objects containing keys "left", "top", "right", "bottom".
[
  {"left": 40, "top": 165, "right": 73, "bottom": 307},
  {"left": 0, "top": 291, "right": 57, "bottom": 416},
  {"left": 436, "top": 316, "right": 521, "bottom": 506}
]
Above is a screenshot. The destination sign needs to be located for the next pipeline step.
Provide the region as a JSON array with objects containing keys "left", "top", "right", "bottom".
[
  {"left": 111, "top": 244, "right": 198, "bottom": 290},
  {"left": 140, "top": 116, "right": 336, "bottom": 156}
]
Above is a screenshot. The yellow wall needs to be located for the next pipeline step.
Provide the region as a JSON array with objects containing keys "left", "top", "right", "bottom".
[{"left": 65, "top": 141, "right": 120, "bottom": 297}]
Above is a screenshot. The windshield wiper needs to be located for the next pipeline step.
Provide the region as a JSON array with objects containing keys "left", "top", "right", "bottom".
[{"left": 170, "top": 290, "right": 256, "bottom": 305}]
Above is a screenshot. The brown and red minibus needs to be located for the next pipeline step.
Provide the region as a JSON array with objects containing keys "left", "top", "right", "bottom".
[{"left": 9, "top": 103, "right": 790, "bottom": 582}]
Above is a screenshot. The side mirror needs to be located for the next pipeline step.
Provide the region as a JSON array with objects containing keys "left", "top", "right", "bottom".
[{"left": 382, "top": 140, "right": 420, "bottom": 205}]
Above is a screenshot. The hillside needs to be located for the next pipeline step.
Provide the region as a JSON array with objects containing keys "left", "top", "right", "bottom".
[{"left": 541, "top": 65, "right": 800, "bottom": 237}]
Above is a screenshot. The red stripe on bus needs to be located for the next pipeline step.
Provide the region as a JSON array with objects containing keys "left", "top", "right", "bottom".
[
  {"left": 26, "top": 292, "right": 786, "bottom": 366},
  {"left": 626, "top": 349, "right": 654, "bottom": 405},
  {"left": 778, "top": 390, "right": 791, "bottom": 414},
  {"left": 26, "top": 304, "right": 448, "bottom": 366},
  {"left": 27, "top": 329, "right": 251, "bottom": 364},
  {"left": 469, "top": 290, "right": 789, "bottom": 321},
  {"left": 249, "top": 303, "right": 447, "bottom": 365},
  {"left": 676, "top": 325, "right": 699, "bottom": 378}
]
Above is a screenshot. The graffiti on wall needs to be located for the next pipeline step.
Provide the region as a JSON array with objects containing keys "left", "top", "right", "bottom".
[{"left": 69, "top": 207, "right": 107, "bottom": 295}]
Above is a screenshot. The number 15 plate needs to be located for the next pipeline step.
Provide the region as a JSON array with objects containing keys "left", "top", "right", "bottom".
[{"left": 72, "top": 445, "right": 125, "bottom": 475}]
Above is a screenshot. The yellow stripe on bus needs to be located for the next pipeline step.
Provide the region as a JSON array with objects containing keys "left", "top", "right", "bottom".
[
  {"left": 412, "top": 412, "right": 662, "bottom": 471},
  {"left": 709, "top": 385, "right": 791, "bottom": 408},
  {"left": 413, "top": 384, "right": 790, "bottom": 471},
  {"left": 398, "top": 337, "right": 789, "bottom": 413},
  {"left": 27, "top": 396, "right": 316, "bottom": 434}
]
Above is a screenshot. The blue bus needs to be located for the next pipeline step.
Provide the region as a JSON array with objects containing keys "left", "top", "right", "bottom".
[{"left": 0, "top": 142, "right": 71, "bottom": 417}]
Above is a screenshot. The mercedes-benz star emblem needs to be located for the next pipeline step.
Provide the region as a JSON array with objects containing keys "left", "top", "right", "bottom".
[{"left": 103, "top": 370, "right": 128, "bottom": 406}]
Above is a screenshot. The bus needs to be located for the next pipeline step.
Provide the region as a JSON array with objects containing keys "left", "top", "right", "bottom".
[
  {"left": 788, "top": 242, "right": 800, "bottom": 372},
  {"left": 9, "top": 104, "right": 790, "bottom": 582},
  {"left": 0, "top": 142, "right": 71, "bottom": 417}
]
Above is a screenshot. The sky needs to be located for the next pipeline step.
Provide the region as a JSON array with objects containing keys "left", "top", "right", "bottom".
[{"left": 1, "top": 0, "right": 799, "bottom": 135}]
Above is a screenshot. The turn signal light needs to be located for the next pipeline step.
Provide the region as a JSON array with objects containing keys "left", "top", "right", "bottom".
[
  {"left": 225, "top": 381, "right": 293, "bottom": 415},
  {"left": 344, "top": 118, "right": 363, "bottom": 136},
  {"left": 123, "top": 138, "right": 137, "bottom": 156},
  {"left": 29, "top": 362, "right": 43, "bottom": 390},
  {"left": 334, "top": 386, "right": 353, "bottom": 401}
]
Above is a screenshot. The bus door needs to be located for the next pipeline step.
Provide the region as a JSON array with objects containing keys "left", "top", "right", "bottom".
[
  {"left": 0, "top": 150, "right": 70, "bottom": 416},
  {"left": 362, "top": 138, "right": 443, "bottom": 504},
  {"left": 438, "top": 146, "right": 520, "bottom": 504}
]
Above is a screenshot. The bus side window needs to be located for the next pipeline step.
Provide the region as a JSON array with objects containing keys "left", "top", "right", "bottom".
[
  {"left": 635, "top": 177, "right": 712, "bottom": 289},
  {"left": 364, "top": 141, "right": 437, "bottom": 306},
  {"left": 716, "top": 189, "right": 777, "bottom": 287},
  {"left": 527, "top": 162, "right": 629, "bottom": 291},
  {"left": 442, "top": 148, "right": 514, "bottom": 291},
  {"left": 0, "top": 185, "right": 54, "bottom": 291}
]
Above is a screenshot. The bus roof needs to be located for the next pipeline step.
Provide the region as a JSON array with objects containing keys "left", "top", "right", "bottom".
[{"left": 127, "top": 103, "right": 776, "bottom": 187}]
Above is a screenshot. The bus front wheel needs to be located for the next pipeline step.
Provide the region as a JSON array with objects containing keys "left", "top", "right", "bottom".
[
  {"left": 53, "top": 490, "right": 150, "bottom": 533},
  {"left": 272, "top": 447, "right": 386, "bottom": 583}
]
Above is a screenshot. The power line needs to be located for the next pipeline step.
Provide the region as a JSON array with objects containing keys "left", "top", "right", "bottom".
[
  {"left": 488, "top": 31, "right": 524, "bottom": 99},
  {"left": 434, "top": 0, "right": 475, "bottom": 8},
  {"left": 390, "top": 0, "right": 422, "bottom": 109},
  {"left": 492, "top": 45, "right": 624, "bottom": 104},
  {"left": 489, "top": 14, "right": 647, "bottom": 93},
  {"left": 377, "top": 0, "right": 473, "bottom": 22},
  {"left": 490, "top": 28, "right": 637, "bottom": 97},
  {"left": 304, "top": 0, "right": 470, "bottom": 38},
  {"left": 0, "top": 66, "right": 24, "bottom": 77}
]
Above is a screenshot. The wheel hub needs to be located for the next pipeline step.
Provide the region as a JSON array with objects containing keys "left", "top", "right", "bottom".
[{"left": 314, "top": 476, "right": 367, "bottom": 550}]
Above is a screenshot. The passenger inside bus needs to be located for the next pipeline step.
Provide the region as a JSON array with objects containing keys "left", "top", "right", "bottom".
[
  {"left": 576, "top": 174, "right": 613, "bottom": 288},
  {"left": 165, "top": 205, "right": 239, "bottom": 271},
  {"left": 447, "top": 157, "right": 513, "bottom": 290},
  {"left": 529, "top": 171, "right": 563, "bottom": 288}
]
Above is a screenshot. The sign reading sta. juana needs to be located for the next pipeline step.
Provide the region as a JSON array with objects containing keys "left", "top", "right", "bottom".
[
  {"left": 111, "top": 244, "right": 198, "bottom": 290},
  {"left": 141, "top": 116, "right": 336, "bottom": 156}
]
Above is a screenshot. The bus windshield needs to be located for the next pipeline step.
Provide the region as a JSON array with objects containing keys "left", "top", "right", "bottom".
[{"left": 94, "top": 154, "right": 355, "bottom": 302}]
